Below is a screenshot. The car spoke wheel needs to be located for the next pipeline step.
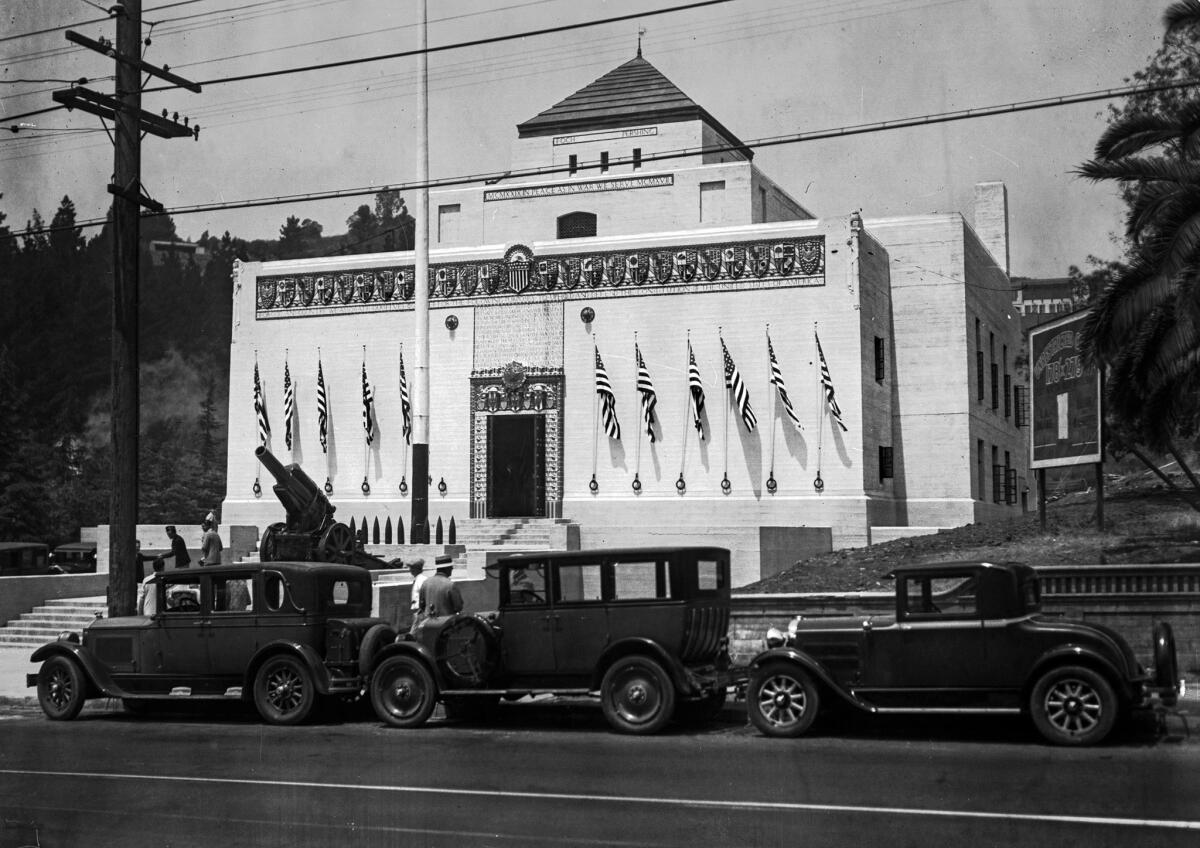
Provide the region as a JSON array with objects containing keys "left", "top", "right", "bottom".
[
  {"left": 38, "top": 655, "right": 86, "bottom": 721},
  {"left": 748, "top": 661, "right": 820, "bottom": 738},
  {"left": 370, "top": 655, "right": 437, "bottom": 728},
  {"left": 1029, "top": 665, "right": 1117, "bottom": 746},
  {"left": 253, "top": 655, "right": 315, "bottom": 725},
  {"left": 601, "top": 656, "right": 675, "bottom": 735}
]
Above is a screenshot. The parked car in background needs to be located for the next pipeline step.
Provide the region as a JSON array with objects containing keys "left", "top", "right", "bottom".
[
  {"left": 747, "top": 561, "right": 1182, "bottom": 746},
  {"left": 369, "top": 547, "right": 738, "bottom": 734},
  {"left": 29, "top": 561, "right": 396, "bottom": 725},
  {"left": 0, "top": 542, "right": 49, "bottom": 576},
  {"left": 49, "top": 541, "right": 97, "bottom": 574}
]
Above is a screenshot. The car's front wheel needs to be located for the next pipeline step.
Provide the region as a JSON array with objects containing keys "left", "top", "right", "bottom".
[
  {"left": 748, "top": 661, "right": 820, "bottom": 738},
  {"left": 371, "top": 655, "right": 437, "bottom": 728},
  {"left": 601, "top": 656, "right": 676, "bottom": 735},
  {"left": 1029, "top": 665, "right": 1118, "bottom": 746},
  {"left": 37, "top": 655, "right": 86, "bottom": 721},
  {"left": 253, "top": 654, "right": 316, "bottom": 725}
]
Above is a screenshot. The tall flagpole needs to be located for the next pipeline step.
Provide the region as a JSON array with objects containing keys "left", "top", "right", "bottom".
[{"left": 411, "top": 0, "right": 431, "bottom": 543}]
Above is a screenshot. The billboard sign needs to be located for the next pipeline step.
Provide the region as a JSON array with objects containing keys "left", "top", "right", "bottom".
[{"left": 1029, "top": 310, "right": 1102, "bottom": 468}]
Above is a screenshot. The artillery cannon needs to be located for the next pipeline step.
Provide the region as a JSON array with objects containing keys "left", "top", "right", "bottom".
[{"left": 255, "top": 446, "right": 388, "bottom": 567}]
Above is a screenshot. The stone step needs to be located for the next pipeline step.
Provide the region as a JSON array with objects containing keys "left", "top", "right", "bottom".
[{"left": 19, "top": 612, "right": 101, "bottom": 624}]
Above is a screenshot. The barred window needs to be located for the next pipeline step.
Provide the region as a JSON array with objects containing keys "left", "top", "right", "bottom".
[
  {"left": 874, "top": 337, "right": 886, "bottom": 382},
  {"left": 557, "top": 211, "right": 597, "bottom": 240},
  {"left": 879, "top": 446, "right": 894, "bottom": 481}
]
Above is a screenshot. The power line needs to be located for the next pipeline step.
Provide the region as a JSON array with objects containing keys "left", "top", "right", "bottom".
[
  {"left": 0, "top": 0, "right": 241, "bottom": 44},
  {"left": 8, "top": 74, "right": 1199, "bottom": 242}
]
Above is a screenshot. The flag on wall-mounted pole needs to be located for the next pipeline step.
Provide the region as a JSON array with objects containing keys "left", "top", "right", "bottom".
[
  {"left": 253, "top": 359, "right": 271, "bottom": 446},
  {"left": 316, "top": 356, "right": 329, "bottom": 452},
  {"left": 282, "top": 357, "right": 295, "bottom": 450},
  {"left": 362, "top": 358, "right": 376, "bottom": 446},
  {"left": 635, "top": 341, "right": 658, "bottom": 442},
  {"left": 721, "top": 336, "right": 756, "bottom": 432},
  {"left": 768, "top": 330, "right": 802, "bottom": 431},
  {"left": 688, "top": 339, "right": 706, "bottom": 440},
  {"left": 816, "top": 331, "right": 848, "bottom": 432},
  {"left": 595, "top": 345, "right": 621, "bottom": 440},
  {"left": 399, "top": 345, "right": 412, "bottom": 445}
]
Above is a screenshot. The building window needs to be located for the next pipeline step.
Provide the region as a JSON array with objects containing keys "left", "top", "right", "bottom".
[
  {"left": 991, "top": 446, "right": 1002, "bottom": 504},
  {"left": 976, "top": 439, "right": 984, "bottom": 500},
  {"left": 1004, "top": 374, "right": 1012, "bottom": 418},
  {"left": 874, "top": 337, "right": 886, "bottom": 382},
  {"left": 1014, "top": 385, "right": 1029, "bottom": 427},
  {"left": 991, "top": 362, "right": 999, "bottom": 410},
  {"left": 437, "top": 204, "right": 461, "bottom": 244},
  {"left": 569, "top": 154, "right": 578, "bottom": 176},
  {"left": 557, "top": 211, "right": 597, "bottom": 240},
  {"left": 1006, "top": 467, "right": 1018, "bottom": 505},
  {"left": 632, "top": 148, "right": 642, "bottom": 170},
  {"left": 879, "top": 446, "right": 894, "bottom": 481},
  {"left": 600, "top": 151, "right": 609, "bottom": 173},
  {"left": 759, "top": 186, "right": 768, "bottom": 221},
  {"left": 976, "top": 350, "right": 985, "bottom": 402},
  {"left": 700, "top": 180, "right": 725, "bottom": 223}
]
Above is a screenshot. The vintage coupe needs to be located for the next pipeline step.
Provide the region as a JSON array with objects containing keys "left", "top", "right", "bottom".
[
  {"left": 29, "top": 561, "right": 396, "bottom": 725},
  {"left": 747, "top": 561, "right": 1182, "bottom": 746},
  {"left": 369, "top": 547, "right": 737, "bottom": 734}
]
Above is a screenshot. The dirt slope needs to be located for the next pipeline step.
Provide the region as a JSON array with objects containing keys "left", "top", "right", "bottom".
[{"left": 741, "top": 480, "right": 1200, "bottom": 594}]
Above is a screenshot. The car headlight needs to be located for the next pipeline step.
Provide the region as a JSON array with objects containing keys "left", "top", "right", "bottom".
[
  {"left": 57, "top": 631, "right": 80, "bottom": 644},
  {"left": 765, "top": 627, "right": 786, "bottom": 648},
  {"left": 787, "top": 616, "right": 801, "bottom": 637}
]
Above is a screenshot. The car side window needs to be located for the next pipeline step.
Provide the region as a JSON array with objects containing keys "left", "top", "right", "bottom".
[
  {"left": 507, "top": 563, "right": 546, "bottom": 605},
  {"left": 264, "top": 573, "right": 287, "bottom": 612},
  {"left": 612, "top": 559, "right": 669, "bottom": 600},
  {"left": 556, "top": 563, "right": 602, "bottom": 603},
  {"left": 696, "top": 559, "right": 724, "bottom": 594},
  {"left": 213, "top": 576, "right": 253, "bottom": 613},
  {"left": 163, "top": 578, "right": 202, "bottom": 613},
  {"left": 901, "top": 575, "right": 978, "bottom": 618}
]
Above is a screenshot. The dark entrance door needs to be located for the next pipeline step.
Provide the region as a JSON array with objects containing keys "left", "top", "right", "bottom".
[{"left": 488, "top": 414, "right": 545, "bottom": 517}]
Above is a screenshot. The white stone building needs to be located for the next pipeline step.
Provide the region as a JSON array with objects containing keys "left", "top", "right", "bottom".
[{"left": 221, "top": 53, "right": 1027, "bottom": 586}]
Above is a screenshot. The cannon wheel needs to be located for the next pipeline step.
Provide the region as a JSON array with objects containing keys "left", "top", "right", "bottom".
[
  {"left": 259, "top": 522, "right": 285, "bottom": 562},
  {"left": 318, "top": 523, "right": 353, "bottom": 563}
]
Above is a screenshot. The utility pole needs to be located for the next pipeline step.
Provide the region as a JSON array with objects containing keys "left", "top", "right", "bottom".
[
  {"left": 411, "top": 0, "right": 431, "bottom": 544},
  {"left": 52, "top": 1, "right": 199, "bottom": 616}
]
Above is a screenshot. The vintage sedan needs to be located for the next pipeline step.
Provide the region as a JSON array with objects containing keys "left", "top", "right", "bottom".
[
  {"left": 369, "top": 546, "right": 737, "bottom": 734},
  {"left": 747, "top": 561, "right": 1182, "bottom": 746},
  {"left": 29, "top": 561, "right": 396, "bottom": 725}
]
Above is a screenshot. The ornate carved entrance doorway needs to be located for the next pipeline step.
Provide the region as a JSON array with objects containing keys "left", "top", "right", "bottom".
[{"left": 470, "top": 364, "right": 563, "bottom": 518}]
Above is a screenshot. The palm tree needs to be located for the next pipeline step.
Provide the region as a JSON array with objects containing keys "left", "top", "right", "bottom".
[{"left": 1076, "top": 2, "right": 1200, "bottom": 452}]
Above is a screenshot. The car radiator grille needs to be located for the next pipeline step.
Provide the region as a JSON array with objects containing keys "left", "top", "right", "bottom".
[{"left": 681, "top": 605, "right": 728, "bottom": 662}]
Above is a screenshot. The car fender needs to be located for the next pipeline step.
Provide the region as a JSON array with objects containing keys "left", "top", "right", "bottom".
[
  {"left": 1026, "top": 645, "right": 1132, "bottom": 700},
  {"left": 749, "top": 647, "right": 871, "bottom": 712},
  {"left": 245, "top": 641, "right": 335, "bottom": 695},
  {"left": 30, "top": 642, "right": 122, "bottom": 699},
  {"left": 369, "top": 639, "right": 446, "bottom": 689},
  {"left": 591, "top": 638, "right": 690, "bottom": 693}
]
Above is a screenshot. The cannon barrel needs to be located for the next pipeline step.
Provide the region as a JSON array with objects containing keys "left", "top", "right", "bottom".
[{"left": 255, "top": 446, "right": 334, "bottom": 530}]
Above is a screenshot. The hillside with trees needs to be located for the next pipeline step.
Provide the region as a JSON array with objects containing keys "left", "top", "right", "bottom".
[{"left": 0, "top": 190, "right": 412, "bottom": 546}]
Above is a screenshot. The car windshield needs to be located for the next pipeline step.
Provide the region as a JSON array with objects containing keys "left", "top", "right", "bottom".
[{"left": 901, "top": 573, "right": 978, "bottom": 617}]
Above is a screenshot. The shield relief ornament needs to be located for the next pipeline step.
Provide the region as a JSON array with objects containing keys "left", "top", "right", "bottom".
[
  {"left": 277, "top": 277, "right": 296, "bottom": 307},
  {"left": 627, "top": 253, "right": 649, "bottom": 285},
  {"left": 559, "top": 257, "right": 580, "bottom": 290},
  {"left": 723, "top": 246, "right": 746, "bottom": 279},
  {"left": 797, "top": 239, "right": 822, "bottom": 275},
  {"left": 257, "top": 277, "right": 276, "bottom": 309},
  {"left": 299, "top": 275, "right": 316, "bottom": 305},
  {"left": 377, "top": 270, "right": 395, "bottom": 301},
  {"left": 674, "top": 250, "right": 697, "bottom": 283},
  {"left": 750, "top": 245, "right": 770, "bottom": 278},
  {"left": 773, "top": 243, "right": 796, "bottom": 276},
  {"left": 605, "top": 254, "right": 626, "bottom": 287},
  {"left": 652, "top": 251, "right": 673, "bottom": 284},
  {"left": 701, "top": 248, "right": 722, "bottom": 281}
]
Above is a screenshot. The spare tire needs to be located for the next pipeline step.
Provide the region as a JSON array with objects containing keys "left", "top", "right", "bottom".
[
  {"left": 434, "top": 614, "right": 498, "bottom": 687},
  {"left": 1153, "top": 621, "right": 1180, "bottom": 705}
]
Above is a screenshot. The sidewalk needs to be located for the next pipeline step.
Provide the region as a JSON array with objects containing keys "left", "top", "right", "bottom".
[{"left": 0, "top": 646, "right": 39, "bottom": 701}]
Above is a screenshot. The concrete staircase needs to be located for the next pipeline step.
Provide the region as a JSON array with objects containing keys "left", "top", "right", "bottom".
[{"left": 0, "top": 596, "right": 107, "bottom": 648}]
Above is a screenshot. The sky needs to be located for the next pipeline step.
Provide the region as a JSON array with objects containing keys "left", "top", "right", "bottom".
[{"left": 0, "top": 0, "right": 1175, "bottom": 279}]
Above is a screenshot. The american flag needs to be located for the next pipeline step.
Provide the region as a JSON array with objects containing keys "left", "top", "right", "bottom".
[
  {"left": 768, "top": 332, "right": 802, "bottom": 431},
  {"left": 594, "top": 345, "right": 621, "bottom": 440},
  {"left": 816, "top": 331, "right": 848, "bottom": 432},
  {"left": 362, "top": 360, "right": 376, "bottom": 446},
  {"left": 688, "top": 339, "right": 705, "bottom": 440},
  {"left": 316, "top": 358, "right": 329, "bottom": 452},
  {"left": 282, "top": 359, "right": 295, "bottom": 450},
  {"left": 398, "top": 346, "right": 412, "bottom": 444},
  {"left": 635, "top": 342, "right": 658, "bottom": 442},
  {"left": 253, "top": 361, "right": 271, "bottom": 445},
  {"left": 721, "top": 337, "right": 756, "bottom": 432}
]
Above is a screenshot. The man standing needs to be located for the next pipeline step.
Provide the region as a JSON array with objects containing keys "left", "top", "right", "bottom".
[
  {"left": 164, "top": 525, "right": 191, "bottom": 569},
  {"left": 420, "top": 557, "right": 463, "bottom": 620},
  {"left": 407, "top": 558, "right": 428, "bottom": 633},
  {"left": 200, "top": 520, "right": 224, "bottom": 566},
  {"left": 137, "top": 558, "right": 165, "bottom": 615}
]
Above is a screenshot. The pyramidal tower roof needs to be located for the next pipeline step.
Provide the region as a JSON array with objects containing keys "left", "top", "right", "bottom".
[{"left": 516, "top": 53, "right": 751, "bottom": 158}]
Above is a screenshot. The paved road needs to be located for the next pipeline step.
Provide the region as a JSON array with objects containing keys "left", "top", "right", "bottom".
[{"left": 1, "top": 699, "right": 1197, "bottom": 847}]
